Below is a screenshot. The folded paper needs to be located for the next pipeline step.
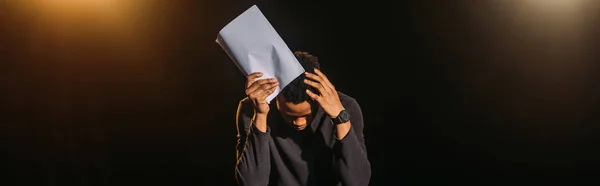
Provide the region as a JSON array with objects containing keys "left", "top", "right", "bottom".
[{"left": 216, "top": 5, "right": 305, "bottom": 104}]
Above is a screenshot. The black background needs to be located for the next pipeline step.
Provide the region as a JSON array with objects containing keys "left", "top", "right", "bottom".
[{"left": 2, "top": 0, "right": 599, "bottom": 185}]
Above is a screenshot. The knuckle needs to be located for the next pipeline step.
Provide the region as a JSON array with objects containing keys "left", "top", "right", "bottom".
[{"left": 249, "top": 94, "right": 259, "bottom": 99}]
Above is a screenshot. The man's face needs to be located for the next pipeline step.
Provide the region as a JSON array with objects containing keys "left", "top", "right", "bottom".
[{"left": 276, "top": 96, "right": 313, "bottom": 131}]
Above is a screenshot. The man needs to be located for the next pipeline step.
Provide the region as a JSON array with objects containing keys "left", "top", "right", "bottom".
[{"left": 234, "top": 51, "right": 371, "bottom": 186}]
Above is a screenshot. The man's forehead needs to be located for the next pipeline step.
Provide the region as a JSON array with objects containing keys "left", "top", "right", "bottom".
[
  {"left": 280, "top": 103, "right": 311, "bottom": 116},
  {"left": 284, "top": 110, "right": 312, "bottom": 117}
]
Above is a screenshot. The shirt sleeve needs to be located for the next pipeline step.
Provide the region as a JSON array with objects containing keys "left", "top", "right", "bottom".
[
  {"left": 234, "top": 98, "right": 271, "bottom": 186},
  {"left": 333, "top": 99, "right": 372, "bottom": 186}
]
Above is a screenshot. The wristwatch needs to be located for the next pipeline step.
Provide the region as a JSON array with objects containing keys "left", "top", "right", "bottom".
[{"left": 331, "top": 110, "right": 350, "bottom": 124}]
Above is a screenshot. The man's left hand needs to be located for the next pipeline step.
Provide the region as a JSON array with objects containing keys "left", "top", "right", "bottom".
[{"left": 304, "top": 68, "right": 345, "bottom": 118}]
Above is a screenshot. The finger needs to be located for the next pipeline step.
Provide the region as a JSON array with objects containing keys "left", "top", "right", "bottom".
[
  {"left": 263, "top": 86, "right": 277, "bottom": 97},
  {"left": 305, "top": 89, "right": 320, "bottom": 101},
  {"left": 305, "top": 71, "right": 335, "bottom": 93},
  {"left": 246, "top": 78, "right": 277, "bottom": 95},
  {"left": 246, "top": 72, "right": 263, "bottom": 88},
  {"left": 250, "top": 81, "right": 279, "bottom": 96},
  {"left": 247, "top": 81, "right": 277, "bottom": 97},
  {"left": 304, "top": 71, "right": 333, "bottom": 93},
  {"left": 304, "top": 79, "right": 329, "bottom": 94},
  {"left": 304, "top": 71, "right": 325, "bottom": 84},
  {"left": 250, "top": 82, "right": 279, "bottom": 99},
  {"left": 313, "top": 68, "right": 335, "bottom": 90},
  {"left": 262, "top": 82, "right": 279, "bottom": 94}
]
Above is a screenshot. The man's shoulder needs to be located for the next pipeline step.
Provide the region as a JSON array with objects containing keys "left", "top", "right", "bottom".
[{"left": 337, "top": 91, "right": 359, "bottom": 106}]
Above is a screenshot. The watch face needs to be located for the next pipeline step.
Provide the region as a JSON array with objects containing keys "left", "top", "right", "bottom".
[
  {"left": 335, "top": 110, "right": 350, "bottom": 124},
  {"left": 332, "top": 110, "right": 350, "bottom": 124},
  {"left": 339, "top": 110, "right": 350, "bottom": 122}
]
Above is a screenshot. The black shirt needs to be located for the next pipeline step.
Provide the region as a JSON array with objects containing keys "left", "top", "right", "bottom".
[{"left": 234, "top": 92, "right": 371, "bottom": 186}]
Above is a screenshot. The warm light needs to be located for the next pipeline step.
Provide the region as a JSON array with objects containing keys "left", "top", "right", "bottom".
[
  {"left": 490, "top": 0, "right": 592, "bottom": 41},
  {"left": 27, "top": 0, "right": 125, "bottom": 19},
  {"left": 5, "top": 0, "right": 161, "bottom": 74},
  {"left": 521, "top": 0, "right": 586, "bottom": 14},
  {"left": 38, "top": 0, "right": 119, "bottom": 9},
  {"left": 525, "top": 0, "right": 582, "bottom": 9}
]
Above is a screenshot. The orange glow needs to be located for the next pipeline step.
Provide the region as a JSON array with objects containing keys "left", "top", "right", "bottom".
[
  {"left": 35, "top": 0, "right": 120, "bottom": 9},
  {"left": 7, "top": 0, "right": 159, "bottom": 71},
  {"left": 523, "top": 0, "right": 586, "bottom": 12},
  {"left": 2, "top": 0, "right": 180, "bottom": 111}
]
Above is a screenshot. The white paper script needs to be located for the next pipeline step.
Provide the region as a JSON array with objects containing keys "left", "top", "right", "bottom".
[{"left": 216, "top": 5, "right": 305, "bottom": 103}]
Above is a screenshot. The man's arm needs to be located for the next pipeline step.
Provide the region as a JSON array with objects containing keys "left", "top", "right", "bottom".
[
  {"left": 333, "top": 99, "right": 371, "bottom": 186},
  {"left": 303, "top": 69, "right": 372, "bottom": 185},
  {"left": 235, "top": 98, "right": 271, "bottom": 186}
]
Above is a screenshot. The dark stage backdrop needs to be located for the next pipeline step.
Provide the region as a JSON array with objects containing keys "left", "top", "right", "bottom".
[{"left": 1, "top": 0, "right": 599, "bottom": 185}]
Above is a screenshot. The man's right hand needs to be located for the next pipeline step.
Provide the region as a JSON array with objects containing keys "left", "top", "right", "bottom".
[{"left": 245, "top": 72, "right": 278, "bottom": 115}]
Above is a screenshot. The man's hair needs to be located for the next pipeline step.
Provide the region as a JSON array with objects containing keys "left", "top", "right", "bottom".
[{"left": 280, "top": 51, "right": 321, "bottom": 104}]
